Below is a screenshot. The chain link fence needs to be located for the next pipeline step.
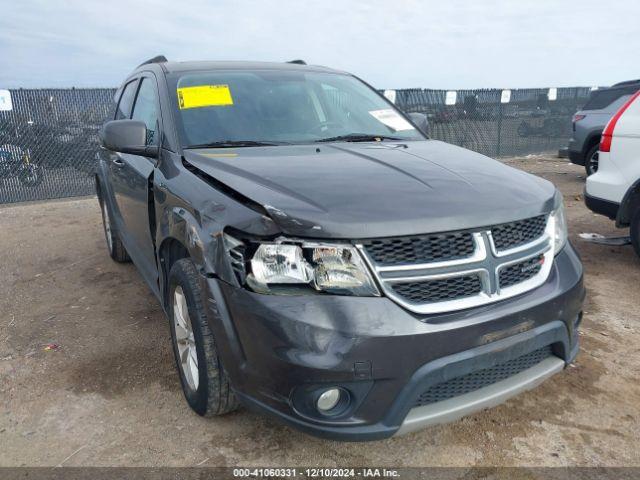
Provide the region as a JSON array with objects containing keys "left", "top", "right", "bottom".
[
  {"left": 394, "top": 87, "right": 592, "bottom": 157},
  {"left": 0, "top": 86, "right": 592, "bottom": 204},
  {"left": 0, "top": 88, "right": 115, "bottom": 204}
]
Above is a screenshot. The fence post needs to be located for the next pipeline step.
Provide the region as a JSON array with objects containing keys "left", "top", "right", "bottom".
[{"left": 496, "top": 100, "right": 503, "bottom": 157}]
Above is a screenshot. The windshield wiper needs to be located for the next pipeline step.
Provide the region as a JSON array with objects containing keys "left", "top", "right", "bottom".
[
  {"left": 314, "top": 133, "right": 404, "bottom": 143},
  {"left": 186, "top": 140, "right": 288, "bottom": 149}
]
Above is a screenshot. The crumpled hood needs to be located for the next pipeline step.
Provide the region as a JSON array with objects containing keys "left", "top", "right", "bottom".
[{"left": 183, "top": 140, "right": 557, "bottom": 239}]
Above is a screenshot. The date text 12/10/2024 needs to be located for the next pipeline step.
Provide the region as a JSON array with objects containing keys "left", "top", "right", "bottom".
[{"left": 232, "top": 468, "right": 400, "bottom": 478}]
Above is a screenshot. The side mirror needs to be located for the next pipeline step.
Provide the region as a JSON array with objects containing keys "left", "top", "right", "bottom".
[
  {"left": 408, "top": 112, "right": 429, "bottom": 136},
  {"left": 99, "top": 119, "right": 158, "bottom": 158}
]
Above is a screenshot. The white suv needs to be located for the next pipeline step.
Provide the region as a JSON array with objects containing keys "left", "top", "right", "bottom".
[{"left": 585, "top": 90, "right": 640, "bottom": 257}]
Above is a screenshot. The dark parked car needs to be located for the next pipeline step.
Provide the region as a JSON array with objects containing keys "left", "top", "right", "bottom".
[
  {"left": 568, "top": 80, "right": 640, "bottom": 176},
  {"left": 96, "top": 57, "right": 584, "bottom": 440}
]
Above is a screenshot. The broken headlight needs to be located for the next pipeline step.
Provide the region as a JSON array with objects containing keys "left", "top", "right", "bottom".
[{"left": 225, "top": 235, "right": 379, "bottom": 296}]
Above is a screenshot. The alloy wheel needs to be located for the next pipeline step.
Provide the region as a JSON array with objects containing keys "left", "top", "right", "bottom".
[{"left": 173, "top": 286, "right": 199, "bottom": 391}]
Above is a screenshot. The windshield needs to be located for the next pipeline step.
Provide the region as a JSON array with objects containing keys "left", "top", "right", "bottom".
[{"left": 170, "top": 70, "right": 423, "bottom": 147}]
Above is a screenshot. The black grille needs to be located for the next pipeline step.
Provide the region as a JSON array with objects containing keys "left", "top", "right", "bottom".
[
  {"left": 499, "top": 255, "right": 544, "bottom": 289},
  {"left": 228, "top": 244, "right": 247, "bottom": 284},
  {"left": 491, "top": 215, "right": 547, "bottom": 251},
  {"left": 361, "top": 232, "right": 475, "bottom": 266},
  {"left": 391, "top": 275, "right": 482, "bottom": 303},
  {"left": 414, "top": 345, "right": 554, "bottom": 407}
]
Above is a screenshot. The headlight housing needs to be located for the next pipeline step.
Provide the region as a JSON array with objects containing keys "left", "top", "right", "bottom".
[
  {"left": 226, "top": 235, "right": 380, "bottom": 296},
  {"left": 549, "top": 198, "right": 568, "bottom": 254}
]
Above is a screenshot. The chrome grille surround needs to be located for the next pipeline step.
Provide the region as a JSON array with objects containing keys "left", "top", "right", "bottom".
[{"left": 357, "top": 215, "right": 554, "bottom": 315}]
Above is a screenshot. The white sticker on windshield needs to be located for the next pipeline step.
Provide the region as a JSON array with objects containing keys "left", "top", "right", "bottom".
[{"left": 368, "top": 109, "right": 414, "bottom": 131}]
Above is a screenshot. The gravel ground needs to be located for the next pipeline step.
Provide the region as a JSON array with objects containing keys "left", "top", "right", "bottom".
[{"left": 0, "top": 155, "right": 639, "bottom": 467}]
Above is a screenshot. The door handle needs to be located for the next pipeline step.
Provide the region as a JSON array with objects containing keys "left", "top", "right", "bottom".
[{"left": 112, "top": 157, "right": 125, "bottom": 167}]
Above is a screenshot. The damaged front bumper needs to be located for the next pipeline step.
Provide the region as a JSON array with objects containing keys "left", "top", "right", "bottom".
[{"left": 200, "top": 243, "right": 584, "bottom": 441}]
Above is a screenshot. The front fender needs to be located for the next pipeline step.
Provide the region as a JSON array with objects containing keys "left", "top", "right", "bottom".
[
  {"left": 159, "top": 207, "right": 211, "bottom": 271},
  {"left": 154, "top": 152, "right": 282, "bottom": 294},
  {"left": 157, "top": 205, "right": 243, "bottom": 288}
]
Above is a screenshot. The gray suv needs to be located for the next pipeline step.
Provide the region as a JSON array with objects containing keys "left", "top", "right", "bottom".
[
  {"left": 569, "top": 80, "right": 640, "bottom": 175},
  {"left": 96, "top": 57, "right": 584, "bottom": 440}
]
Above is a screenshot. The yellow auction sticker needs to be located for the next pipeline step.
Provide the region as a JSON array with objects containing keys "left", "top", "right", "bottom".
[{"left": 177, "top": 85, "right": 233, "bottom": 109}]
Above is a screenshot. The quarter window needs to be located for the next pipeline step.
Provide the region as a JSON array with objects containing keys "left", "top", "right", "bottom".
[{"left": 115, "top": 80, "right": 138, "bottom": 120}]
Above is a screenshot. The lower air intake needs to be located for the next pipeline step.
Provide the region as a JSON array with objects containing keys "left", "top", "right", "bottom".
[{"left": 414, "top": 345, "right": 554, "bottom": 407}]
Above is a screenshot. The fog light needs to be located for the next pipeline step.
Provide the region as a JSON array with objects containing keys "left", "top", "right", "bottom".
[{"left": 316, "top": 388, "right": 341, "bottom": 412}]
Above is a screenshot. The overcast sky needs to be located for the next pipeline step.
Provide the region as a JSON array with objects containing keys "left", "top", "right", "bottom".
[{"left": 1, "top": 0, "right": 639, "bottom": 90}]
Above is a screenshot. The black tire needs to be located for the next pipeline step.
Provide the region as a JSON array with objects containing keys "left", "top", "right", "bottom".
[
  {"left": 631, "top": 208, "right": 640, "bottom": 259},
  {"left": 168, "top": 258, "right": 238, "bottom": 416},
  {"left": 98, "top": 198, "right": 130, "bottom": 263},
  {"left": 585, "top": 144, "right": 600, "bottom": 176}
]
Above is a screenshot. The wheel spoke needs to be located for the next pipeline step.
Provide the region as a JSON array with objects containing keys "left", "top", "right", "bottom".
[
  {"left": 189, "top": 345, "right": 198, "bottom": 366},
  {"left": 188, "top": 352, "right": 199, "bottom": 390},
  {"left": 174, "top": 293, "right": 187, "bottom": 327},
  {"left": 179, "top": 343, "right": 189, "bottom": 364},
  {"left": 179, "top": 293, "right": 189, "bottom": 322},
  {"left": 175, "top": 322, "right": 189, "bottom": 341},
  {"left": 183, "top": 357, "right": 195, "bottom": 389}
]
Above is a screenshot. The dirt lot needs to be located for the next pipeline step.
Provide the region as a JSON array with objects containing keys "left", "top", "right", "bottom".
[{"left": 1, "top": 155, "right": 639, "bottom": 467}]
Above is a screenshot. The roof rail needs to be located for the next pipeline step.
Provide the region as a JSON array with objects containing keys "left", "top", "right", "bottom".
[
  {"left": 612, "top": 79, "right": 640, "bottom": 87},
  {"left": 287, "top": 59, "right": 306, "bottom": 65},
  {"left": 137, "top": 55, "right": 168, "bottom": 68}
]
